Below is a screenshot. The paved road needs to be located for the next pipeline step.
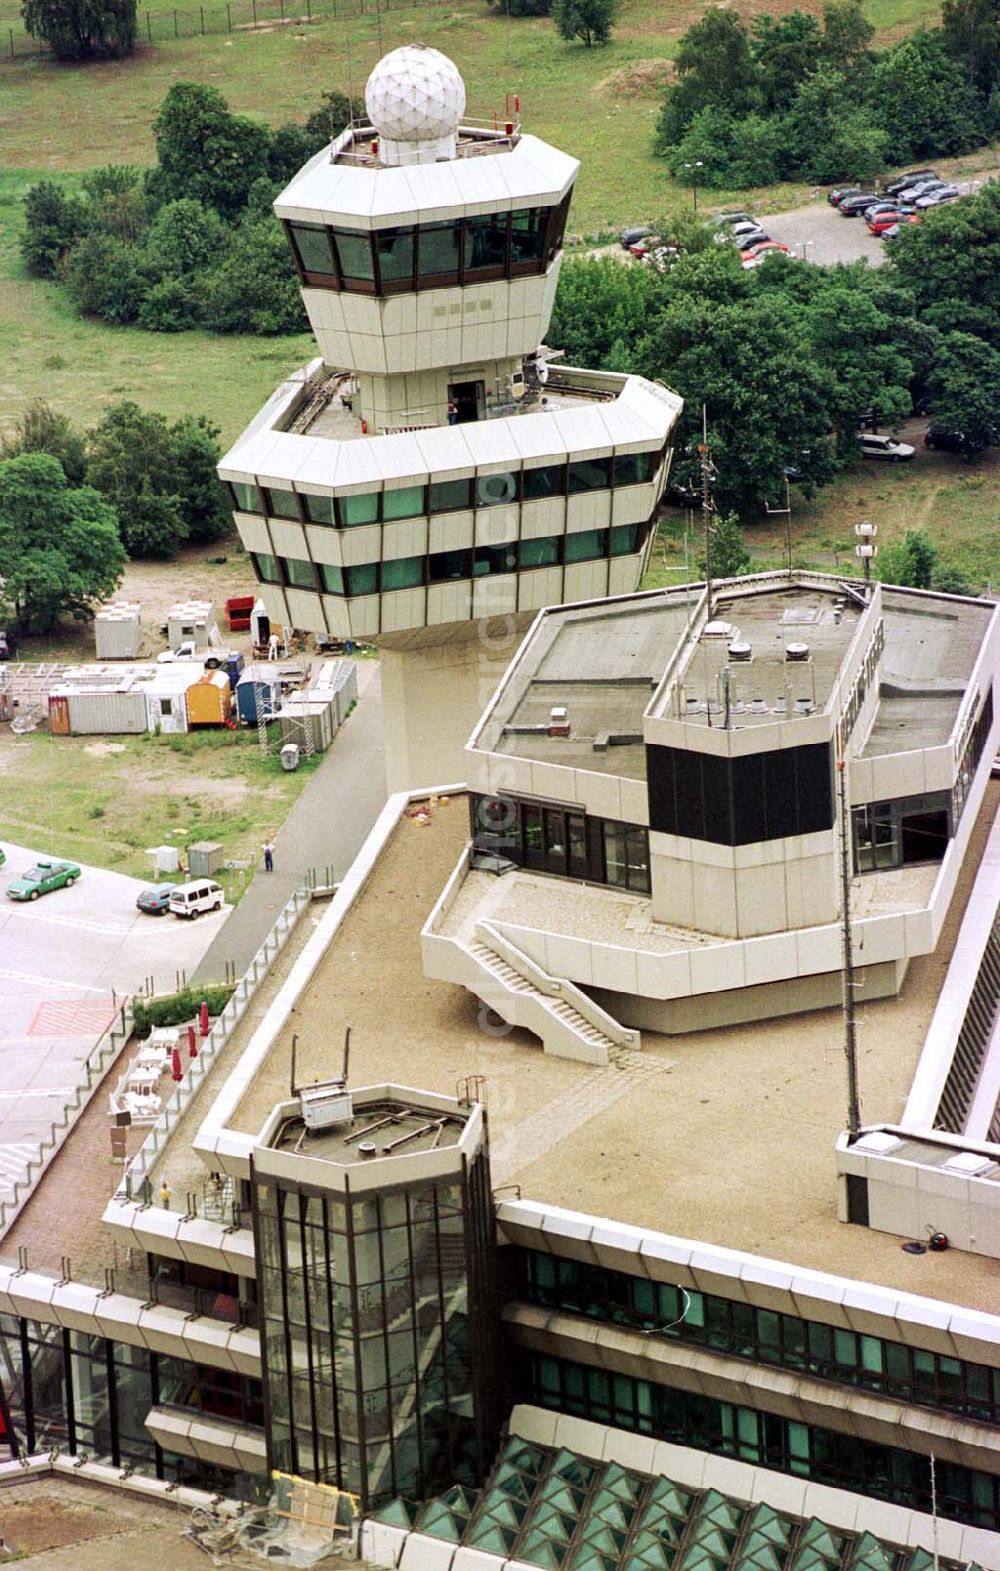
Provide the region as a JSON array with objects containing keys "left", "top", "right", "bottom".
[
  {"left": 191, "top": 660, "right": 387, "bottom": 983},
  {"left": 0, "top": 843, "right": 225, "bottom": 1204},
  {"left": 762, "top": 202, "right": 886, "bottom": 266}
]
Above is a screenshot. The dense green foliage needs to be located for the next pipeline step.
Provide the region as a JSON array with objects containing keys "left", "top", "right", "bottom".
[
  {"left": 131, "top": 984, "right": 235, "bottom": 1035},
  {"left": 548, "top": 185, "right": 1000, "bottom": 516},
  {"left": 19, "top": 79, "right": 360, "bottom": 337},
  {"left": 552, "top": 0, "right": 617, "bottom": 46},
  {"left": 655, "top": 0, "right": 996, "bottom": 187},
  {"left": 1, "top": 399, "right": 87, "bottom": 484},
  {"left": 0, "top": 453, "right": 126, "bottom": 630},
  {"left": 21, "top": 0, "right": 136, "bottom": 59},
  {"left": 700, "top": 512, "right": 753, "bottom": 578},
  {"left": 86, "top": 402, "right": 231, "bottom": 558}
]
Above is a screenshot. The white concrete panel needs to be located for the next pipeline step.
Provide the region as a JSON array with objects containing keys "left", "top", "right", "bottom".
[
  {"left": 689, "top": 934, "right": 745, "bottom": 993},
  {"left": 429, "top": 512, "right": 474, "bottom": 553}
]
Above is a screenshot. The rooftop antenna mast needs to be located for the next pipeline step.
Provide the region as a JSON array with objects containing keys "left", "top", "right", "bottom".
[{"left": 836, "top": 758, "right": 862, "bottom": 1143}]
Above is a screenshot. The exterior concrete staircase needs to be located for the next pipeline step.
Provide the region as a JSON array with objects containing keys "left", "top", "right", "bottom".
[{"left": 423, "top": 914, "right": 639, "bottom": 1066}]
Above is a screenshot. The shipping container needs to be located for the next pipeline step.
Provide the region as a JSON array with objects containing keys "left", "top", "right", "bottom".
[
  {"left": 186, "top": 669, "right": 233, "bottom": 728},
  {"left": 278, "top": 696, "right": 336, "bottom": 754},
  {"left": 143, "top": 668, "right": 199, "bottom": 735},
  {"left": 65, "top": 686, "right": 148, "bottom": 735},
  {"left": 166, "top": 599, "right": 214, "bottom": 652},
  {"left": 225, "top": 595, "right": 255, "bottom": 632}
]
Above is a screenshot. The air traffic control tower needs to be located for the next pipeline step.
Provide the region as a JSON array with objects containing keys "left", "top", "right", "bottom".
[{"left": 220, "top": 44, "right": 683, "bottom": 789}]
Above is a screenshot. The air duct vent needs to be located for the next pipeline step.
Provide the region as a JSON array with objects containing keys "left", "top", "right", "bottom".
[
  {"left": 548, "top": 705, "right": 570, "bottom": 737},
  {"left": 785, "top": 642, "right": 810, "bottom": 662},
  {"left": 728, "top": 640, "right": 752, "bottom": 662}
]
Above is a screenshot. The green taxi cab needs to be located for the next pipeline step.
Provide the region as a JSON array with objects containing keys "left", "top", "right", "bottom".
[{"left": 6, "top": 859, "right": 82, "bottom": 901}]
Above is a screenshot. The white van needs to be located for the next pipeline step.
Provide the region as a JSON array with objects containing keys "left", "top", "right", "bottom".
[{"left": 168, "top": 880, "right": 223, "bottom": 918}]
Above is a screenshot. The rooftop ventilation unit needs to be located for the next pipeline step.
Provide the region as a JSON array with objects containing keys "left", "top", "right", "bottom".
[
  {"left": 294, "top": 1028, "right": 354, "bottom": 1131},
  {"left": 749, "top": 697, "right": 768, "bottom": 714},
  {"left": 703, "top": 620, "right": 734, "bottom": 639},
  {"left": 785, "top": 642, "right": 810, "bottom": 662},
  {"left": 794, "top": 697, "right": 814, "bottom": 716},
  {"left": 943, "top": 1151, "right": 998, "bottom": 1178},
  {"left": 728, "top": 640, "right": 752, "bottom": 662},
  {"left": 548, "top": 706, "right": 570, "bottom": 736}
]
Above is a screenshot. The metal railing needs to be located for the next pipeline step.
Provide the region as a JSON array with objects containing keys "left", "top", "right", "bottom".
[
  {"left": 122, "top": 873, "right": 321, "bottom": 1199},
  {"left": 0, "top": 1002, "right": 132, "bottom": 1238}
]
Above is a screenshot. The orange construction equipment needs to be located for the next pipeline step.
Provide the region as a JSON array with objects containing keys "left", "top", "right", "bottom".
[{"left": 186, "top": 670, "right": 233, "bottom": 728}]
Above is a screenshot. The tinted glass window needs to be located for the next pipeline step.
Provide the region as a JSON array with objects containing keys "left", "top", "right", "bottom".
[
  {"left": 520, "top": 536, "right": 560, "bottom": 569},
  {"left": 614, "top": 452, "right": 655, "bottom": 487},
  {"left": 377, "top": 227, "right": 415, "bottom": 285},
  {"left": 332, "top": 229, "right": 375, "bottom": 282},
  {"left": 302, "top": 493, "right": 335, "bottom": 527},
  {"left": 290, "top": 223, "right": 335, "bottom": 275},
  {"left": 510, "top": 208, "right": 547, "bottom": 265},
  {"left": 476, "top": 472, "right": 519, "bottom": 507},
  {"left": 382, "top": 485, "right": 425, "bottom": 521},
  {"left": 320, "top": 563, "right": 345, "bottom": 594},
  {"left": 474, "top": 543, "right": 517, "bottom": 577},
  {"left": 418, "top": 221, "right": 460, "bottom": 277},
  {"left": 465, "top": 214, "right": 509, "bottom": 271},
  {"left": 610, "top": 524, "right": 640, "bottom": 556},
  {"left": 429, "top": 548, "right": 472, "bottom": 582},
  {"left": 284, "top": 557, "right": 316, "bottom": 590},
  {"left": 230, "top": 481, "right": 263, "bottom": 514},
  {"left": 569, "top": 457, "right": 612, "bottom": 493},
  {"left": 382, "top": 556, "right": 424, "bottom": 591},
  {"left": 428, "top": 477, "right": 472, "bottom": 513},
  {"left": 345, "top": 563, "right": 378, "bottom": 596},
  {"left": 252, "top": 552, "right": 281, "bottom": 584},
  {"left": 339, "top": 493, "right": 379, "bottom": 527},
  {"left": 523, "top": 464, "right": 566, "bottom": 500},
  {"left": 564, "top": 529, "right": 608, "bottom": 563},
  {"left": 266, "top": 488, "right": 300, "bottom": 521}
]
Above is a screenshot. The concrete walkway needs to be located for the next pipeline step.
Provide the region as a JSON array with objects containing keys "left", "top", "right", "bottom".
[{"left": 192, "top": 662, "right": 386, "bottom": 983}]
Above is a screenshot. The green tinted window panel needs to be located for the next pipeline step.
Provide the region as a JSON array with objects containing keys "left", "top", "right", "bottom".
[
  {"left": 520, "top": 1529, "right": 569, "bottom": 1568},
  {"left": 685, "top": 1525, "right": 737, "bottom": 1562},
  {"left": 494, "top": 1463, "right": 536, "bottom": 1502},
  {"left": 796, "top": 1522, "right": 844, "bottom": 1562},
  {"left": 471, "top": 1525, "right": 519, "bottom": 1556},
  {"left": 904, "top": 1554, "right": 936, "bottom": 1571},
  {"left": 372, "top": 1499, "right": 418, "bottom": 1527},
  {"left": 600, "top": 1463, "right": 644, "bottom": 1500},
  {"left": 417, "top": 1502, "right": 465, "bottom": 1542},
  {"left": 735, "top": 1542, "right": 785, "bottom": 1571},
  {"left": 643, "top": 1478, "right": 692, "bottom": 1522},
  {"left": 586, "top": 1500, "right": 634, "bottom": 1536},
  {"left": 569, "top": 1549, "right": 619, "bottom": 1571},
  {"left": 539, "top": 1479, "right": 589, "bottom": 1515},
  {"left": 530, "top": 1502, "right": 576, "bottom": 1540},
  {"left": 552, "top": 1448, "right": 597, "bottom": 1487},
  {"left": 743, "top": 1505, "right": 792, "bottom": 1548},
  {"left": 626, "top": 1538, "right": 675, "bottom": 1571},
  {"left": 850, "top": 1534, "right": 896, "bottom": 1571},
  {"left": 576, "top": 1523, "right": 626, "bottom": 1558},
  {"left": 676, "top": 1543, "right": 729, "bottom": 1571},
  {"left": 507, "top": 1441, "right": 548, "bottom": 1474},
  {"left": 698, "top": 1492, "right": 745, "bottom": 1532}
]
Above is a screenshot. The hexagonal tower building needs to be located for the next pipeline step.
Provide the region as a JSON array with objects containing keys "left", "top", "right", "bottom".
[{"left": 219, "top": 44, "right": 683, "bottom": 789}]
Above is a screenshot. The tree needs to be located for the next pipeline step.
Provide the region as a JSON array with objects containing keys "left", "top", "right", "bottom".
[
  {"left": 200, "top": 212, "right": 308, "bottom": 335},
  {"left": 149, "top": 83, "right": 271, "bottom": 222},
  {"left": 818, "top": 0, "right": 874, "bottom": 77},
  {"left": 868, "top": 33, "right": 984, "bottom": 163},
  {"left": 489, "top": 0, "right": 551, "bottom": 13},
  {"left": 1, "top": 399, "right": 87, "bottom": 484},
  {"left": 877, "top": 530, "right": 938, "bottom": 588},
  {"left": 21, "top": 0, "right": 136, "bottom": 58},
  {"left": 941, "top": 0, "right": 1000, "bottom": 99},
  {"left": 888, "top": 182, "right": 1000, "bottom": 348},
  {"left": 63, "top": 232, "right": 146, "bottom": 324},
  {"left": 655, "top": 10, "right": 760, "bottom": 150},
  {"left": 20, "top": 180, "right": 88, "bottom": 278},
  {"left": 169, "top": 416, "right": 232, "bottom": 543},
  {"left": 552, "top": 0, "right": 617, "bottom": 46},
  {"left": 145, "top": 198, "right": 225, "bottom": 277},
  {"left": 699, "top": 511, "right": 753, "bottom": 578},
  {"left": 86, "top": 402, "right": 187, "bottom": 558},
  {"left": 779, "top": 68, "right": 886, "bottom": 182},
  {"left": 0, "top": 453, "right": 124, "bottom": 631},
  {"left": 268, "top": 124, "right": 319, "bottom": 187},
  {"left": 751, "top": 12, "right": 822, "bottom": 111},
  {"left": 925, "top": 330, "right": 1000, "bottom": 452},
  {"left": 303, "top": 90, "right": 364, "bottom": 143},
  {"left": 548, "top": 255, "right": 665, "bottom": 369}
]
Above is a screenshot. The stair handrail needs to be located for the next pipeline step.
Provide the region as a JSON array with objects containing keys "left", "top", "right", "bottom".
[{"left": 476, "top": 920, "right": 639, "bottom": 1050}]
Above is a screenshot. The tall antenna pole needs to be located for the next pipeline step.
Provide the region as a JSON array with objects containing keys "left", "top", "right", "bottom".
[
  {"left": 698, "top": 405, "right": 713, "bottom": 617},
  {"left": 837, "top": 759, "right": 862, "bottom": 1143}
]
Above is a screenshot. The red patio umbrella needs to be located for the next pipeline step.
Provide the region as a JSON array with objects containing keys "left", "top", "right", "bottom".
[
  {"left": 188, "top": 1023, "right": 198, "bottom": 1058},
  {"left": 171, "top": 1046, "right": 183, "bottom": 1083},
  {"left": 199, "top": 1001, "right": 209, "bottom": 1038}
]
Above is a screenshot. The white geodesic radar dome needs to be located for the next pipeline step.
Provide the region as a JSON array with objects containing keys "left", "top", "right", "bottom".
[{"left": 365, "top": 45, "right": 466, "bottom": 153}]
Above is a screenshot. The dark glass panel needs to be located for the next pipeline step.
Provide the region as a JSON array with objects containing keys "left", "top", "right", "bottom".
[
  {"left": 338, "top": 492, "right": 379, "bottom": 527},
  {"left": 252, "top": 552, "right": 281, "bottom": 585},
  {"left": 284, "top": 557, "right": 317, "bottom": 590},
  {"left": 382, "top": 556, "right": 424, "bottom": 591},
  {"left": 377, "top": 227, "right": 416, "bottom": 286},
  {"left": 345, "top": 563, "right": 378, "bottom": 597},
  {"left": 609, "top": 524, "right": 640, "bottom": 556},
  {"left": 382, "top": 485, "right": 425, "bottom": 521},
  {"left": 522, "top": 464, "right": 566, "bottom": 500},
  {"left": 473, "top": 543, "right": 517, "bottom": 577},
  {"left": 510, "top": 208, "right": 547, "bottom": 266},
  {"left": 290, "top": 223, "right": 336, "bottom": 276},
  {"left": 568, "top": 457, "right": 612, "bottom": 493},
  {"left": 428, "top": 477, "right": 472, "bottom": 513},
  {"left": 429, "top": 548, "right": 473, "bottom": 583},
  {"left": 230, "top": 480, "right": 264, "bottom": 514},
  {"left": 519, "top": 536, "right": 560, "bottom": 569},
  {"left": 564, "top": 529, "right": 608, "bottom": 563},
  {"left": 302, "top": 493, "right": 335, "bottom": 527},
  {"left": 464, "top": 213, "right": 509, "bottom": 272},
  {"left": 320, "top": 563, "right": 345, "bottom": 595},
  {"left": 332, "top": 228, "right": 375, "bottom": 282},
  {"left": 417, "top": 221, "right": 461, "bottom": 278},
  {"left": 613, "top": 451, "right": 655, "bottom": 487}
]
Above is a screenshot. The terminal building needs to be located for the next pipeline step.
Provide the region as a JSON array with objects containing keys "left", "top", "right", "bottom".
[{"left": 218, "top": 43, "right": 681, "bottom": 790}]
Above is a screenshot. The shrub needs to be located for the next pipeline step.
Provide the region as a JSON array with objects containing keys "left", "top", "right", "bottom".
[{"left": 131, "top": 983, "right": 235, "bottom": 1036}]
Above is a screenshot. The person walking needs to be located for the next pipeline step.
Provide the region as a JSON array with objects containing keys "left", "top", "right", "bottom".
[{"left": 263, "top": 841, "right": 274, "bottom": 873}]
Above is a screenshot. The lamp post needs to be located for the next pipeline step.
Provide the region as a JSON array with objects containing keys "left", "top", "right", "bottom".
[
  {"left": 854, "top": 520, "right": 878, "bottom": 595},
  {"left": 797, "top": 239, "right": 815, "bottom": 263},
  {"left": 681, "top": 161, "right": 704, "bottom": 213}
]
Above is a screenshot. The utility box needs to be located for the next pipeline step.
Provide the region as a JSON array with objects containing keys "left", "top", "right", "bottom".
[
  {"left": 280, "top": 742, "right": 300, "bottom": 771},
  {"left": 188, "top": 840, "right": 224, "bottom": 878},
  {"left": 95, "top": 602, "right": 141, "bottom": 660}
]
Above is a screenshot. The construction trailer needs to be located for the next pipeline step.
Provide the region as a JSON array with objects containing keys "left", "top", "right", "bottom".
[
  {"left": 277, "top": 660, "right": 358, "bottom": 755},
  {"left": 144, "top": 666, "right": 201, "bottom": 734},
  {"left": 166, "top": 600, "right": 214, "bottom": 653},
  {"left": 235, "top": 664, "right": 287, "bottom": 726},
  {"left": 94, "top": 602, "right": 142, "bottom": 660},
  {"left": 185, "top": 669, "right": 233, "bottom": 728},
  {"left": 49, "top": 680, "right": 147, "bottom": 736}
]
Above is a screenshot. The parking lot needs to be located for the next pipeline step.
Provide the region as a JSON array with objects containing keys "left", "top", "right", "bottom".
[{"left": 0, "top": 842, "right": 228, "bottom": 1207}]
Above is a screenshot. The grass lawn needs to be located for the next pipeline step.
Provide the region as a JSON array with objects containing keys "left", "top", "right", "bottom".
[
  {"left": 0, "top": 725, "right": 323, "bottom": 900},
  {"left": 645, "top": 443, "right": 1000, "bottom": 591}
]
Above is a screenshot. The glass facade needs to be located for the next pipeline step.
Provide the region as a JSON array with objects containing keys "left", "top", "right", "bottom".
[
  {"left": 471, "top": 795, "right": 650, "bottom": 895},
  {"left": 252, "top": 1147, "right": 501, "bottom": 1511},
  {"left": 525, "top": 1352, "right": 1000, "bottom": 1531},
  {"left": 284, "top": 198, "right": 570, "bottom": 296},
  {"left": 647, "top": 739, "right": 835, "bottom": 846},
  {"left": 953, "top": 686, "right": 994, "bottom": 825},
  {"left": 518, "top": 1250, "right": 1000, "bottom": 1425},
  {"left": 0, "top": 1313, "right": 262, "bottom": 1491},
  {"left": 852, "top": 791, "right": 951, "bottom": 873},
  {"left": 251, "top": 525, "right": 649, "bottom": 600}
]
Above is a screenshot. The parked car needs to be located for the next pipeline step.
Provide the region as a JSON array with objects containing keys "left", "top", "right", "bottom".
[
  {"left": 714, "top": 212, "right": 756, "bottom": 228},
  {"left": 0, "top": 629, "right": 16, "bottom": 660},
  {"left": 915, "top": 184, "right": 960, "bottom": 209},
  {"left": 924, "top": 423, "right": 997, "bottom": 454},
  {"left": 838, "top": 193, "right": 885, "bottom": 216},
  {"left": 884, "top": 169, "right": 938, "bottom": 198},
  {"left": 861, "top": 434, "right": 916, "bottom": 462},
  {"left": 620, "top": 226, "right": 653, "bottom": 249},
  {"left": 169, "top": 879, "right": 224, "bottom": 918},
  {"left": 828, "top": 187, "right": 864, "bottom": 206},
  {"left": 136, "top": 882, "right": 178, "bottom": 916},
  {"left": 897, "top": 179, "right": 947, "bottom": 204},
  {"left": 736, "top": 231, "right": 772, "bottom": 251},
  {"left": 867, "top": 207, "right": 919, "bottom": 234},
  {"left": 7, "top": 859, "right": 82, "bottom": 901},
  {"left": 741, "top": 240, "right": 791, "bottom": 264},
  {"left": 880, "top": 224, "right": 902, "bottom": 241}
]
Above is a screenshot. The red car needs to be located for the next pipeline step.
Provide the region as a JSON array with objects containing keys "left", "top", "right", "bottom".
[
  {"left": 741, "top": 240, "right": 791, "bottom": 266},
  {"left": 866, "top": 208, "right": 920, "bottom": 235}
]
